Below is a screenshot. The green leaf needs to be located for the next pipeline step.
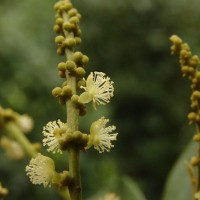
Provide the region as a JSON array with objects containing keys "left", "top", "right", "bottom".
[
  {"left": 119, "top": 176, "right": 147, "bottom": 200},
  {"left": 162, "top": 141, "right": 196, "bottom": 200}
]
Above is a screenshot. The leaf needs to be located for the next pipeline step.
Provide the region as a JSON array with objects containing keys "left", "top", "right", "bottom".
[
  {"left": 119, "top": 176, "right": 147, "bottom": 200},
  {"left": 162, "top": 141, "right": 197, "bottom": 200}
]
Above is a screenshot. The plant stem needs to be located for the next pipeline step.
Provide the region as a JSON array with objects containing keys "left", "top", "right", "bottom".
[{"left": 4, "top": 121, "right": 37, "bottom": 158}]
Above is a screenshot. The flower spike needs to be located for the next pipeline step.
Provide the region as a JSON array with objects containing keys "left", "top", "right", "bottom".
[
  {"left": 79, "top": 72, "right": 114, "bottom": 109},
  {"left": 88, "top": 117, "right": 118, "bottom": 153},
  {"left": 42, "top": 120, "right": 65, "bottom": 154},
  {"left": 26, "top": 153, "right": 56, "bottom": 187}
]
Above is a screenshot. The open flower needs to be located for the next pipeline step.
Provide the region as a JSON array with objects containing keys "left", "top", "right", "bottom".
[
  {"left": 89, "top": 117, "right": 118, "bottom": 153},
  {"left": 79, "top": 72, "right": 114, "bottom": 109},
  {"left": 26, "top": 153, "right": 57, "bottom": 187},
  {"left": 42, "top": 120, "right": 65, "bottom": 154}
]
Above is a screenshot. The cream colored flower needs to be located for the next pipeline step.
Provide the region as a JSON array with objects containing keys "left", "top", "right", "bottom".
[
  {"left": 42, "top": 120, "right": 65, "bottom": 154},
  {"left": 26, "top": 153, "right": 56, "bottom": 187},
  {"left": 79, "top": 72, "right": 114, "bottom": 109},
  {"left": 17, "top": 114, "right": 34, "bottom": 133},
  {"left": 89, "top": 117, "right": 118, "bottom": 153},
  {"left": 99, "top": 193, "right": 120, "bottom": 200}
]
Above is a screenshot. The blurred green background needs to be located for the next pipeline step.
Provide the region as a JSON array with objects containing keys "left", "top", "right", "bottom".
[{"left": 0, "top": 0, "right": 200, "bottom": 199}]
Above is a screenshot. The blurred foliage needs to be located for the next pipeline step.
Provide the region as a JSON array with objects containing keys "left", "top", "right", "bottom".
[{"left": 1, "top": 0, "right": 200, "bottom": 199}]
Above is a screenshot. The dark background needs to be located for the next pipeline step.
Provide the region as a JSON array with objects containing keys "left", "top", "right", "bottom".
[{"left": 0, "top": 0, "right": 199, "bottom": 199}]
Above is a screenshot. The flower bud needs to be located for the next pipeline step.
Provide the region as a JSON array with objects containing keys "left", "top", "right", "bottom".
[
  {"left": 66, "top": 60, "right": 76, "bottom": 71},
  {"left": 57, "top": 62, "right": 67, "bottom": 71},
  {"left": 62, "top": 86, "right": 72, "bottom": 96},
  {"left": 76, "top": 67, "right": 86, "bottom": 78},
  {"left": 56, "top": 17, "right": 64, "bottom": 25},
  {"left": 191, "top": 156, "right": 199, "bottom": 166},
  {"left": 52, "top": 87, "right": 62, "bottom": 97},
  {"left": 73, "top": 52, "right": 83, "bottom": 63},
  {"left": 55, "top": 35, "right": 65, "bottom": 44}
]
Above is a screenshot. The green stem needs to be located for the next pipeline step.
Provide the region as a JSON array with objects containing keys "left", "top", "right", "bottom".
[
  {"left": 4, "top": 122, "right": 37, "bottom": 158},
  {"left": 58, "top": 186, "right": 72, "bottom": 200}
]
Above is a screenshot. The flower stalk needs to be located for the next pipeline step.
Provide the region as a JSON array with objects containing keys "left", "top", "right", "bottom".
[{"left": 170, "top": 35, "right": 200, "bottom": 199}]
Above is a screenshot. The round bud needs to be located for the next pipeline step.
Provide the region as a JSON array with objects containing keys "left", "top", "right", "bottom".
[
  {"left": 187, "top": 112, "right": 196, "bottom": 122},
  {"left": 65, "top": 38, "right": 76, "bottom": 48},
  {"left": 55, "top": 35, "right": 65, "bottom": 44},
  {"left": 58, "top": 62, "right": 67, "bottom": 71},
  {"left": 77, "top": 79, "right": 86, "bottom": 88},
  {"left": 62, "top": 86, "right": 72, "bottom": 96},
  {"left": 66, "top": 61, "right": 76, "bottom": 71},
  {"left": 75, "top": 37, "right": 81, "bottom": 45},
  {"left": 57, "top": 47, "right": 65, "bottom": 55},
  {"left": 73, "top": 52, "right": 83, "bottom": 63},
  {"left": 52, "top": 87, "right": 62, "bottom": 97},
  {"left": 58, "top": 70, "right": 66, "bottom": 78},
  {"left": 68, "top": 8, "right": 78, "bottom": 17},
  {"left": 53, "top": 24, "right": 62, "bottom": 33},
  {"left": 76, "top": 29, "right": 82, "bottom": 37},
  {"left": 54, "top": 2, "right": 61, "bottom": 10},
  {"left": 63, "top": 3, "right": 73, "bottom": 11},
  {"left": 76, "top": 67, "right": 86, "bottom": 78},
  {"left": 63, "top": 22, "right": 73, "bottom": 31},
  {"left": 56, "top": 17, "right": 64, "bottom": 25},
  {"left": 69, "top": 16, "right": 79, "bottom": 24},
  {"left": 82, "top": 55, "right": 89, "bottom": 65},
  {"left": 71, "top": 95, "right": 79, "bottom": 103}
]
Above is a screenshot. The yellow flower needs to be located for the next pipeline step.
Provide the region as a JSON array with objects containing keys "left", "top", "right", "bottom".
[
  {"left": 42, "top": 120, "right": 65, "bottom": 154},
  {"left": 79, "top": 72, "right": 114, "bottom": 109},
  {"left": 26, "top": 153, "right": 56, "bottom": 187},
  {"left": 89, "top": 117, "right": 118, "bottom": 153}
]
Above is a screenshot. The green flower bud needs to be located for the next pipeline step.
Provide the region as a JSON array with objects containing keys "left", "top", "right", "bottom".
[
  {"left": 76, "top": 67, "right": 86, "bottom": 78},
  {"left": 68, "top": 8, "right": 78, "bottom": 17},
  {"left": 63, "top": 3, "right": 73, "bottom": 11},
  {"left": 53, "top": 24, "right": 62, "bottom": 33},
  {"left": 73, "top": 131, "right": 82, "bottom": 141},
  {"left": 71, "top": 95, "right": 79, "bottom": 104},
  {"left": 58, "top": 70, "right": 66, "bottom": 78},
  {"left": 73, "top": 52, "right": 83, "bottom": 63},
  {"left": 77, "top": 79, "right": 86, "bottom": 88},
  {"left": 57, "top": 62, "right": 67, "bottom": 71},
  {"left": 69, "top": 16, "right": 79, "bottom": 24},
  {"left": 82, "top": 55, "right": 89, "bottom": 65},
  {"left": 63, "top": 22, "right": 74, "bottom": 31},
  {"left": 191, "top": 156, "right": 199, "bottom": 166},
  {"left": 74, "top": 37, "right": 81, "bottom": 45},
  {"left": 55, "top": 35, "right": 65, "bottom": 44},
  {"left": 52, "top": 87, "right": 62, "bottom": 97},
  {"left": 57, "top": 47, "right": 65, "bottom": 55},
  {"left": 56, "top": 17, "right": 64, "bottom": 25},
  {"left": 65, "top": 38, "right": 76, "bottom": 48},
  {"left": 62, "top": 86, "right": 72, "bottom": 96},
  {"left": 66, "top": 60, "right": 76, "bottom": 71}
]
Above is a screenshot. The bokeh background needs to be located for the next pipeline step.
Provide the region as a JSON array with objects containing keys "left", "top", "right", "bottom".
[{"left": 0, "top": 0, "right": 200, "bottom": 199}]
